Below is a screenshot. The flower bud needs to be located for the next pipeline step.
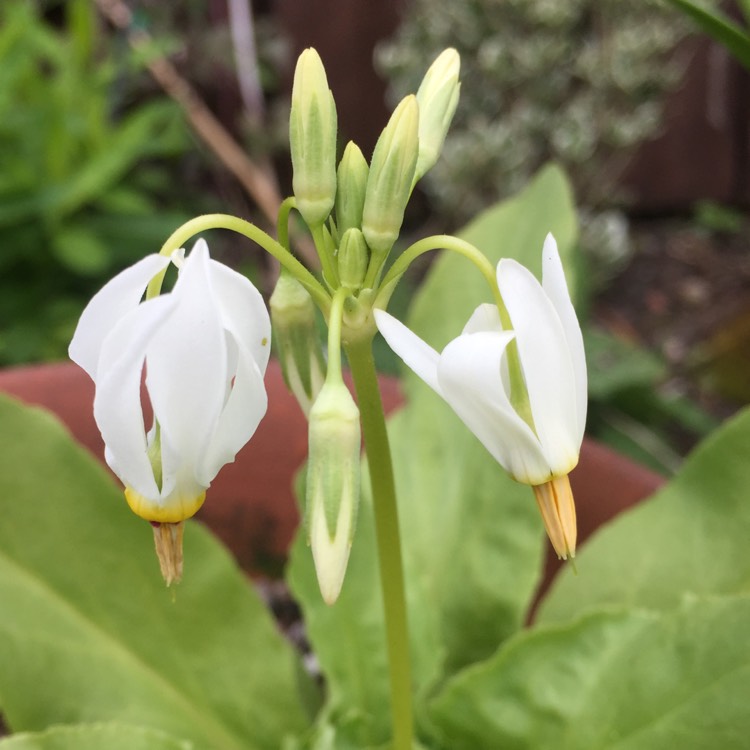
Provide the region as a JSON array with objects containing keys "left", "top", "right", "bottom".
[
  {"left": 270, "top": 272, "right": 326, "bottom": 416},
  {"left": 335, "top": 141, "right": 369, "bottom": 235},
  {"left": 290, "top": 48, "right": 338, "bottom": 226},
  {"left": 414, "top": 48, "right": 461, "bottom": 182},
  {"left": 306, "top": 381, "right": 361, "bottom": 604},
  {"left": 337, "top": 228, "right": 369, "bottom": 292},
  {"left": 361, "top": 95, "right": 419, "bottom": 257}
]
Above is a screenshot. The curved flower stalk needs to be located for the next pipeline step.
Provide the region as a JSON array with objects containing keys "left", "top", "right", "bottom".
[
  {"left": 69, "top": 239, "right": 271, "bottom": 582},
  {"left": 375, "top": 234, "right": 586, "bottom": 559}
]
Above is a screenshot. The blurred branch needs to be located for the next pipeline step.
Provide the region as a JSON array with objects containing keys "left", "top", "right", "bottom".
[
  {"left": 93, "top": 0, "right": 318, "bottom": 271},
  {"left": 227, "top": 0, "right": 265, "bottom": 126}
]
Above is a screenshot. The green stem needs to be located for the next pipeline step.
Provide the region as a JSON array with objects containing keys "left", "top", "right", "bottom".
[
  {"left": 146, "top": 213, "right": 331, "bottom": 312},
  {"left": 345, "top": 336, "right": 413, "bottom": 750},
  {"left": 311, "top": 223, "right": 340, "bottom": 289},
  {"left": 276, "top": 196, "right": 297, "bottom": 252},
  {"left": 326, "top": 288, "right": 348, "bottom": 380},
  {"left": 377, "top": 234, "right": 508, "bottom": 323}
]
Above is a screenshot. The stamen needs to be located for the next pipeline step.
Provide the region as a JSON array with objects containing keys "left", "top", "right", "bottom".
[
  {"left": 532, "top": 474, "right": 577, "bottom": 560},
  {"left": 152, "top": 521, "right": 185, "bottom": 586}
]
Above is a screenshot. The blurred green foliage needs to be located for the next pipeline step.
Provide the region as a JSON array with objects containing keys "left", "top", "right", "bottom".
[
  {"left": 584, "top": 327, "right": 720, "bottom": 475},
  {"left": 0, "top": 0, "right": 195, "bottom": 365}
]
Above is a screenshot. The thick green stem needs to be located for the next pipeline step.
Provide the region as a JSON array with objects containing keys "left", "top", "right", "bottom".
[
  {"left": 148, "top": 213, "right": 331, "bottom": 312},
  {"left": 276, "top": 196, "right": 297, "bottom": 252},
  {"left": 345, "top": 336, "right": 413, "bottom": 750},
  {"left": 326, "top": 288, "right": 348, "bottom": 380}
]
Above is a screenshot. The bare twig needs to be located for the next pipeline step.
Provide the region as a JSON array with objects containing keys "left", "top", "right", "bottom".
[{"left": 94, "top": 0, "right": 318, "bottom": 272}]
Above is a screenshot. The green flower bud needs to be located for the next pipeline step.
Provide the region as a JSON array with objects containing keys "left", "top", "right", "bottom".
[
  {"left": 306, "top": 381, "right": 361, "bottom": 604},
  {"left": 270, "top": 272, "right": 326, "bottom": 416},
  {"left": 361, "top": 95, "right": 419, "bottom": 257},
  {"left": 335, "top": 141, "right": 369, "bottom": 235},
  {"left": 337, "top": 228, "right": 369, "bottom": 292},
  {"left": 415, "top": 48, "right": 461, "bottom": 182},
  {"left": 290, "top": 48, "right": 338, "bottom": 226}
]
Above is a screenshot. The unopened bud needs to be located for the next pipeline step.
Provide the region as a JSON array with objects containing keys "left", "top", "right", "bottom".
[
  {"left": 306, "top": 381, "right": 361, "bottom": 604},
  {"left": 335, "top": 141, "right": 369, "bottom": 235},
  {"left": 415, "top": 48, "right": 460, "bottom": 182},
  {"left": 290, "top": 48, "right": 338, "bottom": 226},
  {"left": 270, "top": 273, "right": 326, "bottom": 416},
  {"left": 361, "top": 96, "right": 419, "bottom": 256},
  {"left": 337, "top": 228, "right": 369, "bottom": 291}
]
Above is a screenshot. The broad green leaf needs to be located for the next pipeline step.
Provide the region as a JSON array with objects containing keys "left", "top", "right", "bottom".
[
  {"left": 430, "top": 594, "right": 750, "bottom": 750},
  {"left": 0, "top": 394, "right": 314, "bottom": 750},
  {"left": 287, "top": 165, "right": 578, "bottom": 744},
  {"left": 0, "top": 723, "right": 192, "bottom": 750},
  {"left": 666, "top": 0, "right": 750, "bottom": 70},
  {"left": 539, "top": 406, "right": 750, "bottom": 624}
]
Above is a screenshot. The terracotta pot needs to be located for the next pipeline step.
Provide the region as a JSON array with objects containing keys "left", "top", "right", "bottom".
[{"left": 0, "top": 361, "right": 663, "bottom": 594}]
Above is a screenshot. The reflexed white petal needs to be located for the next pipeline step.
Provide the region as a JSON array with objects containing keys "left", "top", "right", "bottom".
[
  {"left": 498, "top": 259, "right": 580, "bottom": 474},
  {"left": 206, "top": 242, "right": 272, "bottom": 373},
  {"left": 437, "top": 331, "right": 552, "bottom": 483},
  {"left": 198, "top": 339, "right": 268, "bottom": 485},
  {"left": 541, "top": 233, "right": 587, "bottom": 445},
  {"left": 69, "top": 254, "right": 170, "bottom": 380},
  {"left": 374, "top": 309, "right": 441, "bottom": 394},
  {"left": 94, "top": 295, "right": 176, "bottom": 499},
  {"left": 146, "top": 243, "right": 227, "bottom": 498},
  {"left": 462, "top": 303, "right": 502, "bottom": 335}
]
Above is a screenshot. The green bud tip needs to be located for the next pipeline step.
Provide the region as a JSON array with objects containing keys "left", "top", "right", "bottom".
[
  {"left": 290, "top": 48, "right": 338, "bottom": 226},
  {"left": 415, "top": 48, "right": 461, "bottom": 181},
  {"left": 337, "top": 228, "right": 369, "bottom": 292},
  {"left": 361, "top": 95, "right": 419, "bottom": 257},
  {"left": 335, "top": 141, "right": 370, "bottom": 236}
]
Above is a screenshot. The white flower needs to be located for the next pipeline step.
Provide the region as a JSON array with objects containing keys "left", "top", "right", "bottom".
[
  {"left": 69, "top": 239, "right": 271, "bottom": 525},
  {"left": 374, "top": 234, "right": 586, "bottom": 558}
]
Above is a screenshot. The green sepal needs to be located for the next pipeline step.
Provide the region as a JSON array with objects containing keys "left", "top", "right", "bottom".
[{"left": 335, "top": 141, "right": 369, "bottom": 235}]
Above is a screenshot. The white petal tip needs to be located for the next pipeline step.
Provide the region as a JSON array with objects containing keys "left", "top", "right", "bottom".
[
  {"left": 309, "top": 494, "right": 354, "bottom": 606},
  {"left": 313, "top": 538, "right": 352, "bottom": 606},
  {"left": 543, "top": 233, "right": 559, "bottom": 258}
]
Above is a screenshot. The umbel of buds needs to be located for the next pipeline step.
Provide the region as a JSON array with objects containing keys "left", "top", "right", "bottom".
[{"left": 282, "top": 46, "right": 462, "bottom": 602}]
